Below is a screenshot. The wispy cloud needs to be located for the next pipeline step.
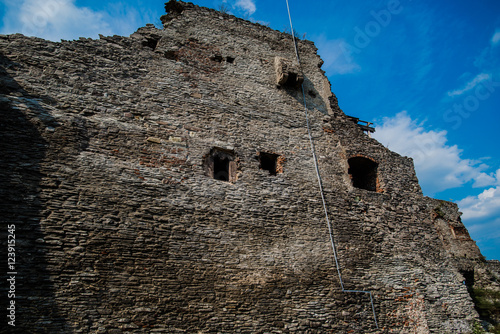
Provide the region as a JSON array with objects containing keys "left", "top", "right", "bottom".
[
  {"left": 0, "top": 0, "right": 161, "bottom": 41},
  {"left": 447, "top": 73, "right": 491, "bottom": 97},
  {"left": 452, "top": 28, "right": 500, "bottom": 98},
  {"left": 373, "top": 111, "right": 496, "bottom": 195},
  {"left": 1, "top": 0, "right": 108, "bottom": 41},
  {"left": 491, "top": 28, "right": 500, "bottom": 46},
  {"left": 314, "top": 35, "right": 361, "bottom": 75},
  {"left": 404, "top": 7, "right": 435, "bottom": 86},
  {"left": 234, "top": 0, "right": 256, "bottom": 16}
]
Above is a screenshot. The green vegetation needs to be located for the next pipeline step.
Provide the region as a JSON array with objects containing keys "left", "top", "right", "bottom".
[
  {"left": 217, "top": 4, "right": 230, "bottom": 14},
  {"left": 433, "top": 206, "right": 445, "bottom": 219},
  {"left": 472, "top": 288, "right": 500, "bottom": 333},
  {"left": 282, "top": 26, "right": 305, "bottom": 40},
  {"left": 471, "top": 321, "right": 485, "bottom": 334}
]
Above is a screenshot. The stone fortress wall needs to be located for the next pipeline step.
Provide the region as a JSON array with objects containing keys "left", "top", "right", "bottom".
[{"left": 1, "top": 1, "right": 498, "bottom": 333}]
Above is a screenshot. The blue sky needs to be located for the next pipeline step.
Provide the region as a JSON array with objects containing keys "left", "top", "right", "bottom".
[{"left": 1, "top": 0, "right": 499, "bottom": 260}]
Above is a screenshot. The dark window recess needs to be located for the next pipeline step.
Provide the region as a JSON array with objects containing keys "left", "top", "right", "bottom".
[
  {"left": 142, "top": 37, "right": 160, "bottom": 50},
  {"left": 164, "top": 50, "right": 177, "bottom": 60},
  {"left": 259, "top": 152, "right": 279, "bottom": 176},
  {"left": 348, "top": 156, "right": 378, "bottom": 191},
  {"left": 284, "top": 72, "right": 298, "bottom": 88},
  {"left": 452, "top": 226, "right": 471, "bottom": 239},
  {"left": 214, "top": 155, "right": 230, "bottom": 181},
  {"left": 204, "top": 148, "right": 237, "bottom": 182},
  {"left": 461, "top": 270, "right": 475, "bottom": 290},
  {"left": 308, "top": 90, "right": 317, "bottom": 98},
  {"left": 460, "top": 270, "right": 477, "bottom": 310},
  {"left": 210, "top": 55, "right": 223, "bottom": 62},
  {"left": 226, "top": 56, "right": 235, "bottom": 63}
]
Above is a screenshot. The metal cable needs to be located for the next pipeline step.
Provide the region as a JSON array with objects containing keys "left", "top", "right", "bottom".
[{"left": 284, "top": 0, "right": 378, "bottom": 329}]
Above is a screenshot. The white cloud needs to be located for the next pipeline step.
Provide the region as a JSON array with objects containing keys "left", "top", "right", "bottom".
[
  {"left": 234, "top": 0, "right": 256, "bottom": 16},
  {"left": 373, "top": 111, "right": 496, "bottom": 195},
  {"left": 315, "top": 35, "right": 361, "bottom": 75},
  {"left": 0, "top": 0, "right": 161, "bottom": 41},
  {"left": 1, "top": 0, "right": 109, "bottom": 41},
  {"left": 491, "top": 29, "right": 500, "bottom": 46},
  {"left": 458, "top": 185, "right": 500, "bottom": 221},
  {"left": 447, "top": 73, "right": 490, "bottom": 97}
]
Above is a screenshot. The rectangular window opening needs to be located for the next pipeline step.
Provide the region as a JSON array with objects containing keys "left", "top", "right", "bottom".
[
  {"left": 142, "top": 37, "right": 159, "bottom": 50},
  {"left": 348, "top": 156, "right": 379, "bottom": 192},
  {"left": 204, "top": 147, "right": 237, "bottom": 182},
  {"left": 259, "top": 152, "right": 279, "bottom": 176},
  {"left": 210, "top": 55, "right": 223, "bottom": 63}
]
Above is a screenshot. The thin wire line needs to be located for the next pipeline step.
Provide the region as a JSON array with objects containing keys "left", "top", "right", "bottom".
[{"left": 284, "top": 0, "right": 378, "bottom": 329}]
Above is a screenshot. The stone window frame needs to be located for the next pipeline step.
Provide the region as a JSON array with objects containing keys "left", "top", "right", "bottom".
[{"left": 203, "top": 147, "right": 238, "bottom": 183}]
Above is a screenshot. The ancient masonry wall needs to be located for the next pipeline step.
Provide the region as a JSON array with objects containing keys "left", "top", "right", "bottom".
[{"left": 0, "top": 1, "right": 491, "bottom": 333}]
